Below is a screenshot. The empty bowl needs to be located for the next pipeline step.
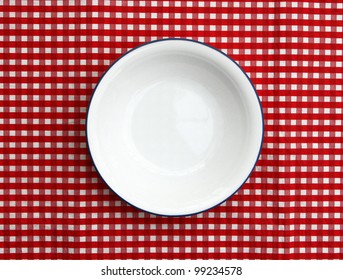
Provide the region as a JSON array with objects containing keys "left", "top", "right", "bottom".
[{"left": 86, "top": 39, "right": 264, "bottom": 216}]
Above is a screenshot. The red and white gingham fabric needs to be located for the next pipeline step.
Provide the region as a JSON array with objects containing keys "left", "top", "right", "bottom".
[{"left": 0, "top": 0, "right": 342, "bottom": 259}]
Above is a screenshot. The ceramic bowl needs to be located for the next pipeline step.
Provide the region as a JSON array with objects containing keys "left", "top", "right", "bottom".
[{"left": 86, "top": 39, "right": 264, "bottom": 216}]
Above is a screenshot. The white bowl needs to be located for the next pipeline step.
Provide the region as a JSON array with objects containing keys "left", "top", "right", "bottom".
[{"left": 86, "top": 39, "right": 264, "bottom": 216}]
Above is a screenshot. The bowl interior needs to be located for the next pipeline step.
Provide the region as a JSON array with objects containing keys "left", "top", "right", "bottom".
[{"left": 87, "top": 40, "right": 263, "bottom": 216}]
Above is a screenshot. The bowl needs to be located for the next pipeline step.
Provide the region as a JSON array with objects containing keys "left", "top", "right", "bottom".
[{"left": 86, "top": 39, "right": 264, "bottom": 216}]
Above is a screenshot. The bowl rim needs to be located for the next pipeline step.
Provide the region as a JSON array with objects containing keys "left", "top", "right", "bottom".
[{"left": 86, "top": 38, "right": 265, "bottom": 217}]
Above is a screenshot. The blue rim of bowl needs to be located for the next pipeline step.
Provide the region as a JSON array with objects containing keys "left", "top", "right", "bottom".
[{"left": 85, "top": 38, "right": 265, "bottom": 217}]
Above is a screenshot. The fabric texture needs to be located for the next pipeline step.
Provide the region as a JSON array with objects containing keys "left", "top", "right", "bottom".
[{"left": 0, "top": 0, "right": 342, "bottom": 259}]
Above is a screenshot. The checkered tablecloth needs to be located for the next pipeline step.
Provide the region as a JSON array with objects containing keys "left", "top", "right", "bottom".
[{"left": 1, "top": 0, "right": 342, "bottom": 260}]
